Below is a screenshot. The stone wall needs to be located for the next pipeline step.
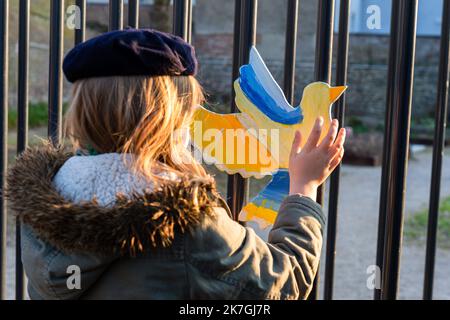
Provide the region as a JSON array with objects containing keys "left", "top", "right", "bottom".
[
  {"left": 192, "top": 0, "right": 445, "bottom": 128},
  {"left": 194, "top": 31, "right": 443, "bottom": 128},
  {"left": 7, "top": 0, "right": 444, "bottom": 129}
]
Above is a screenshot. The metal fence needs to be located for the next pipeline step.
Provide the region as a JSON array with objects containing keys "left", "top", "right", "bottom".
[{"left": 0, "top": 0, "right": 448, "bottom": 300}]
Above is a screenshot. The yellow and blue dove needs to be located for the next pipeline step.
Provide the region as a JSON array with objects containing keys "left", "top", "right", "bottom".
[{"left": 191, "top": 46, "right": 346, "bottom": 233}]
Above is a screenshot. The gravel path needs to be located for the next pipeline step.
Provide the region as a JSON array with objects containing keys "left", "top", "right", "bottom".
[
  {"left": 319, "top": 146, "right": 450, "bottom": 299},
  {"left": 4, "top": 146, "right": 450, "bottom": 299}
]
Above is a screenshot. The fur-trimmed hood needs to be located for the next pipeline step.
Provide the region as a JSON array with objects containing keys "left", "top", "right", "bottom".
[{"left": 6, "top": 143, "right": 224, "bottom": 256}]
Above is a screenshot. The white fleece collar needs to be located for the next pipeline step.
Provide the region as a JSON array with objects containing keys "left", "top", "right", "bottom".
[{"left": 53, "top": 153, "right": 177, "bottom": 207}]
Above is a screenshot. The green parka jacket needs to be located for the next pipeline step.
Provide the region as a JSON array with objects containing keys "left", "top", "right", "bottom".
[{"left": 6, "top": 144, "right": 325, "bottom": 300}]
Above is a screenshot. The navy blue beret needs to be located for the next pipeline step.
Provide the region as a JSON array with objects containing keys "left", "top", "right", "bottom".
[{"left": 63, "top": 28, "right": 198, "bottom": 83}]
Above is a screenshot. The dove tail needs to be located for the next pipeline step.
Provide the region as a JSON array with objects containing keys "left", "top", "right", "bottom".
[{"left": 239, "top": 169, "right": 290, "bottom": 228}]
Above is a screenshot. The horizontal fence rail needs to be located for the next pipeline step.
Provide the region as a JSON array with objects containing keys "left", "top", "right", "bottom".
[{"left": 0, "top": 0, "right": 448, "bottom": 300}]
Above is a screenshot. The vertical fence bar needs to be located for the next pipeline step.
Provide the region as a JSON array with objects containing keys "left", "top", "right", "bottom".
[
  {"left": 48, "top": 0, "right": 64, "bottom": 145},
  {"left": 310, "top": 0, "right": 335, "bottom": 300},
  {"left": 230, "top": 0, "right": 242, "bottom": 112},
  {"left": 374, "top": 0, "right": 399, "bottom": 300},
  {"left": 17, "top": 0, "right": 30, "bottom": 184},
  {"left": 226, "top": 0, "right": 257, "bottom": 219},
  {"left": 15, "top": 0, "right": 30, "bottom": 301},
  {"left": 423, "top": 0, "right": 450, "bottom": 300},
  {"left": 128, "top": 0, "right": 139, "bottom": 28},
  {"left": 314, "top": 0, "right": 335, "bottom": 85},
  {"left": 109, "top": 0, "right": 124, "bottom": 31},
  {"left": 238, "top": 0, "right": 257, "bottom": 85},
  {"left": 187, "top": 0, "right": 193, "bottom": 44},
  {"left": 324, "top": 0, "right": 350, "bottom": 300},
  {"left": 314, "top": 0, "right": 335, "bottom": 204},
  {"left": 75, "top": 0, "right": 86, "bottom": 45},
  {"left": 379, "top": 0, "right": 418, "bottom": 300},
  {"left": 283, "top": 0, "right": 298, "bottom": 104},
  {"left": 173, "top": 0, "right": 192, "bottom": 43},
  {"left": 0, "top": 0, "right": 8, "bottom": 301},
  {"left": 227, "top": 0, "right": 242, "bottom": 220}
]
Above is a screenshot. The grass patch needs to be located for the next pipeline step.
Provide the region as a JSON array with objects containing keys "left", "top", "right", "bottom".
[
  {"left": 411, "top": 115, "right": 435, "bottom": 129},
  {"left": 8, "top": 102, "right": 68, "bottom": 129},
  {"left": 347, "top": 116, "right": 369, "bottom": 134},
  {"left": 404, "top": 196, "right": 450, "bottom": 248}
]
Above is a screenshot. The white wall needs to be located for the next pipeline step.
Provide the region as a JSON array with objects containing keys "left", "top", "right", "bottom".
[{"left": 336, "top": 0, "right": 444, "bottom": 36}]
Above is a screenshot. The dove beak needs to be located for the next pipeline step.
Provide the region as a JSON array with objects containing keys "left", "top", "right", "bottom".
[{"left": 329, "top": 86, "right": 347, "bottom": 103}]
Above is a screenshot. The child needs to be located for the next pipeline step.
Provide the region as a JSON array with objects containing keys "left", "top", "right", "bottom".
[{"left": 7, "top": 29, "right": 345, "bottom": 300}]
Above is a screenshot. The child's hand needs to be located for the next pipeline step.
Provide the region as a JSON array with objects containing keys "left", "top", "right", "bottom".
[{"left": 288, "top": 117, "right": 346, "bottom": 201}]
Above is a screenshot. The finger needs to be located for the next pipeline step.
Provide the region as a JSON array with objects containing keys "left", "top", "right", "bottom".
[
  {"left": 326, "top": 128, "right": 346, "bottom": 159},
  {"left": 303, "top": 117, "right": 324, "bottom": 152},
  {"left": 332, "top": 127, "right": 346, "bottom": 149},
  {"left": 329, "top": 147, "right": 345, "bottom": 169},
  {"left": 290, "top": 130, "right": 302, "bottom": 157},
  {"left": 319, "top": 119, "right": 339, "bottom": 150}
]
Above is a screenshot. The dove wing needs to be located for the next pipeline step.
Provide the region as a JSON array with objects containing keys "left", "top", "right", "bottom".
[
  {"left": 189, "top": 47, "right": 304, "bottom": 179},
  {"left": 236, "top": 47, "right": 302, "bottom": 125},
  {"left": 190, "top": 105, "right": 279, "bottom": 178},
  {"left": 248, "top": 46, "right": 296, "bottom": 112}
]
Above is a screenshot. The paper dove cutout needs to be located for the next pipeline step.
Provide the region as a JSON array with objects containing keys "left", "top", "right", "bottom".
[{"left": 191, "top": 46, "right": 347, "bottom": 233}]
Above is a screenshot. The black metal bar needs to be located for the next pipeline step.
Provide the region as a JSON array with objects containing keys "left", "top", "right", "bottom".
[
  {"left": 230, "top": 0, "right": 242, "bottom": 113},
  {"left": 310, "top": 0, "right": 335, "bottom": 301},
  {"left": 314, "top": 0, "right": 335, "bottom": 85},
  {"left": 314, "top": 0, "right": 335, "bottom": 205},
  {"left": 226, "top": 0, "right": 257, "bottom": 219},
  {"left": 379, "top": 0, "right": 418, "bottom": 300},
  {"left": 0, "top": 0, "right": 8, "bottom": 301},
  {"left": 238, "top": 0, "right": 257, "bottom": 66},
  {"left": 173, "top": 0, "right": 192, "bottom": 42},
  {"left": 226, "top": 0, "right": 242, "bottom": 220},
  {"left": 374, "top": 0, "right": 400, "bottom": 300},
  {"left": 283, "top": 0, "right": 299, "bottom": 104},
  {"left": 324, "top": 0, "right": 350, "bottom": 301},
  {"left": 187, "top": 0, "right": 193, "bottom": 43},
  {"left": 75, "top": 0, "right": 86, "bottom": 45},
  {"left": 423, "top": 0, "right": 450, "bottom": 300},
  {"left": 48, "top": 0, "right": 64, "bottom": 145},
  {"left": 17, "top": 2, "right": 29, "bottom": 166},
  {"left": 14, "top": 0, "right": 30, "bottom": 301},
  {"left": 128, "top": 0, "right": 139, "bottom": 28},
  {"left": 109, "top": 0, "right": 124, "bottom": 31}
]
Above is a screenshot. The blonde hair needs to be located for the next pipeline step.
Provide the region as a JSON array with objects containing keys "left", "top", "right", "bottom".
[{"left": 64, "top": 75, "right": 208, "bottom": 181}]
